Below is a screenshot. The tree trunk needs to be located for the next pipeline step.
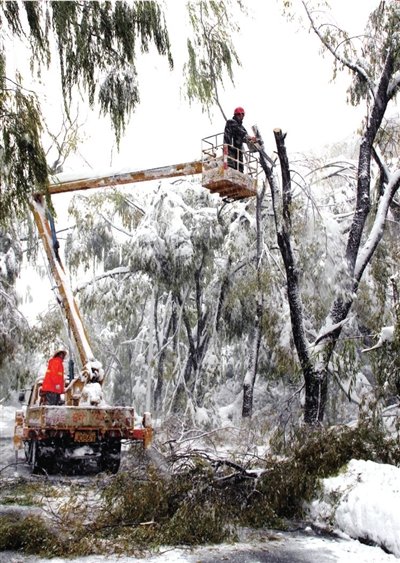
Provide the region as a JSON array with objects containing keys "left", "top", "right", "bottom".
[
  {"left": 391, "top": 276, "right": 400, "bottom": 395},
  {"left": 255, "top": 8, "right": 400, "bottom": 424},
  {"left": 304, "top": 367, "right": 328, "bottom": 424},
  {"left": 154, "top": 313, "right": 173, "bottom": 415},
  {"left": 242, "top": 184, "right": 265, "bottom": 417},
  {"left": 242, "top": 326, "right": 262, "bottom": 418}
]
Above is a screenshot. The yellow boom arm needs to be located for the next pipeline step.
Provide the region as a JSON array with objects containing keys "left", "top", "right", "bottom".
[
  {"left": 49, "top": 161, "right": 203, "bottom": 195},
  {"left": 31, "top": 195, "right": 102, "bottom": 405}
]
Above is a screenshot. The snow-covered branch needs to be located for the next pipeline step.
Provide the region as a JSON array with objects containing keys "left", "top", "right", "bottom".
[
  {"left": 362, "top": 326, "right": 394, "bottom": 353},
  {"left": 354, "top": 169, "right": 400, "bottom": 281},
  {"left": 99, "top": 213, "right": 133, "bottom": 237},
  {"left": 75, "top": 266, "right": 131, "bottom": 291},
  {"left": 0, "top": 287, "right": 25, "bottom": 319},
  {"left": 302, "top": 0, "right": 372, "bottom": 91},
  {"left": 387, "top": 69, "right": 400, "bottom": 99},
  {"left": 312, "top": 317, "right": 351, "bottom": 347}
]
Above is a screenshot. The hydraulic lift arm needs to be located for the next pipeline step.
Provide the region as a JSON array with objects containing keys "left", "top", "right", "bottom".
[
  {"left": 49, "top": 160, "right": 203, "bottom": 195},
  {"left": 31, "top": 194, "right": 103, "bottom": 405}
]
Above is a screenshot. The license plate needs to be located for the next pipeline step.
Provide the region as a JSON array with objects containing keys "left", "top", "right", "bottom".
[{"left": 74, "top": 430, "right": 96, "bottom": 443}]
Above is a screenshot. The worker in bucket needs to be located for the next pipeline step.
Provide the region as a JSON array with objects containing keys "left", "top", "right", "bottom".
[
  {"left": 223, "top": 107, "right": 256, "bottom": 172},
  {"left": 40, "top": 349, "right": 67, "bottom": 405}
]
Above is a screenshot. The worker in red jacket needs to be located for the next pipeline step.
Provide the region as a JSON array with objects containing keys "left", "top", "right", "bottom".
[{"left": 41, "top": 349, "right": 67, "bottom": 405}]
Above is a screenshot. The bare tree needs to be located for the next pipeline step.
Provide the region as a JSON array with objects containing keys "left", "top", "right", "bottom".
[{"left": 256, "top": 1, "right": 400, "bottom": 423}]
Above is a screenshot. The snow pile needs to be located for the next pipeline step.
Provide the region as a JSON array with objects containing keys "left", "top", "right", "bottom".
[
  {"left": 0, "top": 405, "right": 15, "bottom": 438},
  {"left": 308, "top": 459, "right": 400, "bottom": 557},
  {"left": 81, "top": 382, "right": 105, "bottom": 406}
]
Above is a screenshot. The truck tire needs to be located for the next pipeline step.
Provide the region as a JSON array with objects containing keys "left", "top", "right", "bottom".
[
  {"left": 30, "top": 441, "right": 42, "bottom": 474},
  {"left": 24, "top": 441, "right": 30, "bottom": 463},
  {"left": 100, "top": 440, "right": 121, "bottom": 474},
  {"left": 28, "top": 441, "right": 55, "bottom": 474}
]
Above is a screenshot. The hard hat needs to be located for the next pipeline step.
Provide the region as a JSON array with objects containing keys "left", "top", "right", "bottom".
[
  {"left": 53, "top": 348, "right": 67, "bottom": 358},
  {"left": 234, "top": 107, "right": 245, "bottom": 115}
]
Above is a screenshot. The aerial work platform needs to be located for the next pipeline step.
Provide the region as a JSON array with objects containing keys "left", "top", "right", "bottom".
[
  {"left": 49, "top": 133, "right": 259, "bottom": 202},
  {"left": 201, "top": 133, "right": 258, "bottom": 200}
]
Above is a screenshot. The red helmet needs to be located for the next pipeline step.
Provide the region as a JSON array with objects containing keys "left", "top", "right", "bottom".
[{"left": 234, "top": 107, "right": 245, "bottom": 115}]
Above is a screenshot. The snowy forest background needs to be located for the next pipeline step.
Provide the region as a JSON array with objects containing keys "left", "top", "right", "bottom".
[{"left": 0, "top": 0, "right": 399, "bottom": 441}]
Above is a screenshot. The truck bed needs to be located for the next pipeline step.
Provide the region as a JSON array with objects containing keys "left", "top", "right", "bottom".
[{"left": 24, "top": 405, "right": 135, "bottom": 431}]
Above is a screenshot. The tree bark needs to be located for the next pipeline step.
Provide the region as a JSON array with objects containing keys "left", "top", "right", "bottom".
[
  {"left": 154, "top": 313, "right": 173, "bottom": 415},
  {"left": 272, "top": 129, "right": 325, "bottom": 423},
  {"left": 391, "top": 276, "right": 400, "bottom": 395},
  {"left": 242, "top": 184, "right": 265, "bottom": 417},
  {"left": 256, "top": 11, "right": 400, "bottom": 422}
]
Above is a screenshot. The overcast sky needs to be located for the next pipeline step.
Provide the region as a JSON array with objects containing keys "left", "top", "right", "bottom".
[
  {"left": 54, "top": 0, "right": 385, "bottom": 176},
  {"left": 19, "top": 0, "right": 390, "bottom": 321}
]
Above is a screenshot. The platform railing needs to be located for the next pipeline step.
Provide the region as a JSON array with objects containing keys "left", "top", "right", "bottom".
[{"left": 202, "top": 133, "right": 258, "bottom": 179}]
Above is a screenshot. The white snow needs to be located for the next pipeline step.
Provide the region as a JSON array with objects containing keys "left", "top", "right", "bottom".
[
  {"left": 362, "top": 326, "right": 395, "bottom": 352},
  {"left": 80, "top": 382, "right": 104, "bottom": 406},
  {"left": 66, "top": 444, "right": 95, "bottom": 458},
  {"left": 308, "top": 459, "right": 400, "bottom": 558},
  {"left": 0, "top": 405, "right": 399, "bottom": 561}
]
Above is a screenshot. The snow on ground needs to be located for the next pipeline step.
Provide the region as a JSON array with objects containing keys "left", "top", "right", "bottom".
[
  {"left": 308, "top": 459, "right": 400, "bottom": 557},
  {"left": 0, "top": 530, "right": 398, "bottom": 563},
  {"left": 0, "top": 405, "right": 399, "bottom": 561}
]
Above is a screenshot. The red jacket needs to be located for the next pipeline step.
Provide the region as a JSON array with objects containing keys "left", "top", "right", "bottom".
[{"left": 41, "top": 356, "right": 65, "bottom": 394}]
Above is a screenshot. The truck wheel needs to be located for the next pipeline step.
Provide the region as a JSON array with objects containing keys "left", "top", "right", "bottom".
[
  {"left": 24, "top": 442, "right": 30, "bottom": 462},
  {"left": 30, "top": 442, "right": 42, "bottom": 474},
  {"left": 29, "top": 441, "right": 54, "bottom": 474},
  {"left": 100, "top": 441, "right": 121, "bottom": 474}
]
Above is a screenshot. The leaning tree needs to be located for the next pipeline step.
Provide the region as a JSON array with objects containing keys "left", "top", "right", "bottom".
[{"left": 256, "top": 0, "right": 400, "bottom": 423}]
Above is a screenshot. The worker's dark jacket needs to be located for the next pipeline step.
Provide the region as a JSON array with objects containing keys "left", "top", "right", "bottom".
[{"left": 223, "top": 116, "right": 249, "bottom": 172}]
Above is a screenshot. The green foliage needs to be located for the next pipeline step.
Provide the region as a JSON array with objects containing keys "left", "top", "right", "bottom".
[
  {"left": 348, "top": 3, "right": 400, "bottom": 106},
  {"left": 49, "top": 1, "right": 172, "bottom": 143},
  {"left": 98, "top": 464, "right": 281, "bottom": 547},
  {"left": 369, "top": 340, "right": 400, "bottom": 399},
  {"left": 0, "top": 513, "right": 61, "bottom": 555},
  {"left": 263, "top": 421, "right": 400, "bottom": 519},
  {"left": 0, "top": 272, "right": 38, "bottom": 395},
  {"left": 0, "top": 1, "right": 173, "bottom": 223},
  {"left": 302, "top": 2, "right": 400, "bottom": 106},
  {"left": 0, "top": 468, "right": 277, "bottom": 556},
  {"left": 375, "top": 117, "right": 400, "bottom": 163},
  {"left": 0, "top": 227, "right": 26, "bottom": 378},
  {"left": 92, "top": 467, "right": 231, "bottom": 546},
  {"left": 2, "top": 421, "right": 399, "bottom": 557},
  {"left": 0, "top": 82, "right": 48, "bottom": 221},
  {"left": 368, "top": 243, "right": 394, "bottom": 309},
  {"left": 0, "top": 480, "right": 45, "bottom": 506},
  {"left": 0, "top": 0, "right": 250, "bottom": 225},
  {"left": 184, "top": 0, "right": 242, "bottom": 111},
  {"left": 29, "top": 308, "right": 65, "bottom": 357},
  {"left": 224, "top": 274, "right": 257, "bottom": 337},
  {"left": 330, "top": 338, "right": 359, "bottom": 391},
  {"left": 66, "top": 194, "right": 114, "bottom": 273}
]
